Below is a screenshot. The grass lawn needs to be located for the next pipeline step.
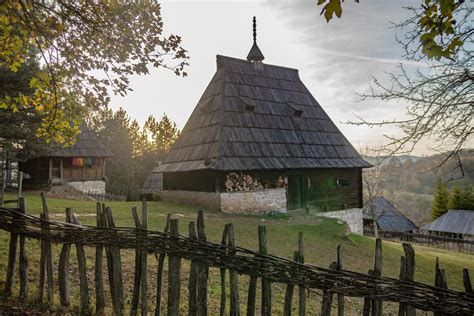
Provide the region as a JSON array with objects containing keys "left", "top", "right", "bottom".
[{"left": 0, "top": 191, "right": 472, "bottom": 314}]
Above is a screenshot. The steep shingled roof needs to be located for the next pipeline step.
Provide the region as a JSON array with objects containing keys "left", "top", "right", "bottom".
[
  {"left": 49, "top": 127, "right": 113, "bottom": 158},
  {"left": 363, "top": 197, "right": 418, "bottom": 232},
  {"left": 157, "top": 55, "right": 371, "bottom": 172}
]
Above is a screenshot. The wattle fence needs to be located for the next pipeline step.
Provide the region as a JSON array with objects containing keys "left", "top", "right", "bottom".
[{"left": 0, "top": 194, "right": 473, "bottom": 315}]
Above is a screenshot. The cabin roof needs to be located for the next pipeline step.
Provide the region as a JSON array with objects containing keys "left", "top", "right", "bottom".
[
  {"left": 48, "top": 127, "right": 113, "bottom": 158},
  {"left": 363, "top": 197, "right": 418, "bottom": 232},
  {"left": 422, "top": 210, "right": 474, "bottom": 236},
  {"left": 157, "top": 55, "right": 371, "bottom": 173},
  {"left": 141, "top": 169, "right": 163, "bottom": 194}
]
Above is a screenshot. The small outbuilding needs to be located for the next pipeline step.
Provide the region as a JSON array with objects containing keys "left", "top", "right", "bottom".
[
  {"left": 151, "top": 19, "right": 371, "bottom": 213},
  {"left": 422, "top": 210, "right": 474, "bottom": 240},
  {"left": 363, "top": 197, "right": 418, "bottom": 233},
  {"left": 19, "top": 127, "right": 113, "bottom": 194}
]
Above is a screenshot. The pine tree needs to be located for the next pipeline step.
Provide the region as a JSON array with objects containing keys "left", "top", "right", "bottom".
[
  {"left": 432, "top": 180, "right": 450, "bottom": 219},
  {"left": 448, "top": 186, "right": 462, "bottom": 210},
  {"left": 460, "top": 182, "right": 474, "bottom": 210}
]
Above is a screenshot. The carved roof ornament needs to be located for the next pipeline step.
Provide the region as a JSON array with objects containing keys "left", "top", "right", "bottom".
[{"left": 246, "top": 16, "right": 265, "bottom": 62}]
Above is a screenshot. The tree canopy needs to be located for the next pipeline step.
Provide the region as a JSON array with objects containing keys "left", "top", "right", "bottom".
[
  {"left": 322, "top": 0, "right": 473, "bottom": 166},
  {"left": 0, "top": 0, "right": 188, "bottom": 144},
  {"left": 317, "top": 0, "right": 469, "bottom": 60},
  {"left": 88, "top": 107, "right": 180, "bottom": 199}
]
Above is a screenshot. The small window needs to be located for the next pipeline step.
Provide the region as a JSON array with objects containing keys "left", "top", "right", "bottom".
[
  {"left": 336, "top": 179, "right": 350, "bottom": 187},
  {"left": 241, "top": 96, "right": 256, "bottom": 113},
  {"left": 293, "top": 109, "right": 303, "bottom": 118},
  {"left": 289, "top": 103, "right": 303, "bottom": 118},
  {"left": 245, "top": 104, "right": 255, "bottom": 113}
]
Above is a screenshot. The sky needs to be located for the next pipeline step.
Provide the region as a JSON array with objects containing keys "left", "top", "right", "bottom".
[{"left": 108, "top": 0, "right": 438, "bottom": 155}]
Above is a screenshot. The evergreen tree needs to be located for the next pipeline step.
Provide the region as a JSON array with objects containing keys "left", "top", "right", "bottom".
[
  {"left": 432, "top": 180, "right": 450, "bottom": 219},
  {"left": 88, "top": 108, "right": 179, "bottom": 199},
  {"left": 460, "top": 183, "right": 474, "bottom": 210},
  {"left": 0, "top": 50, "right": 49, "bottom": 156},
  {"left": 448, "top": 186, "right": 462, "bottom": 210}
]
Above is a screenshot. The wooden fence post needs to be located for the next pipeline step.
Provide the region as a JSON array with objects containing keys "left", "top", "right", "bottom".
[
  {"left": 259, "top": 225, "right": 272, "bottom": 316},
  {"left": 59, "top": 208, "right": 72, "bottom": 307},
  {"left": 95, "top": 203, "right": 105, "bottom": 315},
  {"left": 247, "top": 275, "right": 257, "bottom": 316},
  {"left": 297, "top": 232, "right": 305, "bottom": 316},
  {"left": 321, "top": 262, "right": 337, "bottom": 316},
  {"left": 283, "top": 252, "right": 299, "bottom": 316},
  {"left": 227, "top": 223, "right": 240, "bottom": 316},
  {"left": 155, "top": 214, "right": 170, "bottom": 316},
  {"left": 197, "top": 209, "right": 209, "bottom": 316},
  {"left": 402, "top": 243, "right": 415, "bottom": 316},
  {"left": 463, "top": 268, "right": 472, "bottom": 294},
  {"left": 167, "top": 218, "right": 181, "bottom": 316},
  {"left": 189, "top": 221, "right": 199, "bottom": 316},
  {"left": 140, "top": 199, "right": 148, "bottom": 316},
  {"left": 71, "top": 211, "right": 90, "bottom": 314},
  {"left": 18, "top": 197, "right": 28, "bottom": 301},
  {"left": 105, "top": 207, "right": 124, "bottom": 315},
  {"left": 371, "top": 238, "right": 383, "bottom": 316},
  {"left": 336, "top": 244, "right": 344, "bottom": 316},
  {"left": 219, "top": 224, "right": 229, "bottom": 316},
  {"left": 131, "top": 206, "right": 143, "bottom": 316},
  {"left": 398, "top": 256, "right": 407, "bottom": 315},
  {"left": 3, "top": 201, "right": 19, "bottom": 297},
  {"left": 38, "top": 215, "right": 46, "bottom": 302},
  {"left": 40, "top": 193, "right": 54, "bottom": 305},
  {"left": 362, "top": 270, "right": 373, "bottom": 316}
]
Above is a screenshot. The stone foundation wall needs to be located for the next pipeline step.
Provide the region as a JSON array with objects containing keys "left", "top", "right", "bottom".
[
  {"left": 158, "top": 190, "right": 221, "bottom": 210},
  {"left": 158, "top": 189, "right": 287, "bottom": 214},
  {"left": 318, "top": 208, "right": 363, "bottom": 235},
  {"left": 220, "top": 189, "right": 287, "bottom": 214},
  {"left": 68, "top": 180, "right": 106, "bottom": 195}
]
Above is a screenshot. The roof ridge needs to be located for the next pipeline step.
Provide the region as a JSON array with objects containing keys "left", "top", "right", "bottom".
[{"left": 216, "top": 54, "right": 299, "bottom": 73}]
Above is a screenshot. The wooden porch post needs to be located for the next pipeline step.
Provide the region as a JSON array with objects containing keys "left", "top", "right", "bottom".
[
  {"left": 102, "top": 158, "right": 106, "bottom": 179},
  {"left": 48, "top": 158, "right": 52, "bottom": 182},
  {"left": 82, "top": 158, "right": 86, "bottom": 180},
  {"left": 60, "top": 159, "right": 64, "bottom": 179}
]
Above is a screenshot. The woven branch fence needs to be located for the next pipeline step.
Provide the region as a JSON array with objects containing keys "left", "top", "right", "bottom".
[{"left": 0, "top": 195, "right": 473, "bottom": 315}]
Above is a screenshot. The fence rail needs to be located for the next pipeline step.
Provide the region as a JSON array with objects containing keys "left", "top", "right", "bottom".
[
  {"left": 0, "top": 195, "right": 473, "bottom": 315},
  {"left": 365, "top": 230, "right": 474, "bottom": 253}
]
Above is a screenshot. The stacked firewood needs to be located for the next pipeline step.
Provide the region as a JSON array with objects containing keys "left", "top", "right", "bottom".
[{"left": 225, "top": 172, "right": 264, "bottom": 192}]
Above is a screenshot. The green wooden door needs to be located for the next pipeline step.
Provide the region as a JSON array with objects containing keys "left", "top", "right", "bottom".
[{"left": 288, "top": 175, "right": 303, "bottom": 210}]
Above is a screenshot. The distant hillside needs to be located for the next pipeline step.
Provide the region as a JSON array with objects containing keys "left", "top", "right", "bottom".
[
  {"left": 362, "top": 149, "right": 474, "bottom": 226},
  {"left": 362, "top": 155, "right": 422, "bottom": 167}
]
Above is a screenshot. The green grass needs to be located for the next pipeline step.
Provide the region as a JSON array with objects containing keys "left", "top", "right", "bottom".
[{"left": 0, "top": 191, "right": 472, "bottom": 314}]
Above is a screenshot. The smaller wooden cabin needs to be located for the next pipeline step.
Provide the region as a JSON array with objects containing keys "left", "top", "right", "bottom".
[
  {"left": 363, "top": 197, "right": 418, "bottom": 234},
  {"left": 19, "top": 128, "right": 112, "bottom": 194},
  {"left": 422, "top": 210, "right": 474, "bottom": 239}
]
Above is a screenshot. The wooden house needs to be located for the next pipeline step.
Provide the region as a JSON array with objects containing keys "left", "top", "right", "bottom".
[
  {"left": 19, "top": 127, "right": 112, "bottom": 194},
  {"left": 363, "top": 197, "right": 418, "bottom": 234},
  {"left": 422, "top": 210, "right": 474, "bottom": 239},
  {"left": 153, "top": 20, "right": 371, "bottom": 213}
]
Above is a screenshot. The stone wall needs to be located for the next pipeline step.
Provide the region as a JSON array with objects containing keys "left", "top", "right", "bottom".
[
  {"left": 318, "top": 208, "right": 363, "bottom": 235},
  {"left": 158, "top": 190, "right": 221, "bottom": 210},
  {"left": 158, "top": 189, "right": 287, "bottom": 214},
  {"left": 68, "top": 180, "right": 106, "bottom": 195},
  {"left": 220, "top": 189, "right": 287, "bottom": 214}
]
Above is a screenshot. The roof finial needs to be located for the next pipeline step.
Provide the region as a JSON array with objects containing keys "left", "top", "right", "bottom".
[
  {"left": 253, "top": 16, "right": 257, "bottom": 44},
  {"left": 247, "top": 16, "right": 265, "bottom": 62}
]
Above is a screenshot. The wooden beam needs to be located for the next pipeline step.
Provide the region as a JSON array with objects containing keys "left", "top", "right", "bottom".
[
  {"left": 82, "top": 158, "right": 86, "bottom": 180},
  {"left": 60, "top": 159, "right": 64, "bottom": 179},
  {"left": 48, "top": 158, "right": 52, "bottom": 182}
]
